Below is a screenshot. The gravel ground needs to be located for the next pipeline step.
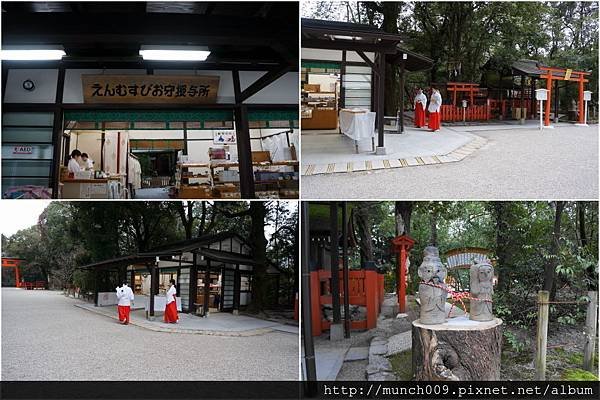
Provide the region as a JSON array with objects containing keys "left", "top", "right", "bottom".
[
  {"left": 1, "top": 289, "right": 298, "bottom": 380},
  {"left": 301, "top": 125, "right": 598, "bottom": 199}
]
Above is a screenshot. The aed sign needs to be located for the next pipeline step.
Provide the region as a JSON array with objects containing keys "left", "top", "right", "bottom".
[{"left": 13, "top": 145, "right": 33, "bottom": 155}]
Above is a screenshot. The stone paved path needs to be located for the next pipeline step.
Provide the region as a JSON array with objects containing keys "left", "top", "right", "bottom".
[{"left": 1, "top": 289, "right": 298, "bottom": 380}]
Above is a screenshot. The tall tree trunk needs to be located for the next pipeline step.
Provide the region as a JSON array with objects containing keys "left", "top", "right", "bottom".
[
  {"left": 395, "top": 201, "right": 413, "bottom": 236},
  {"left": 429, "top": 208, "right": 438, "bottom": 246},
  {"left": 248, "top": 202, "right": 268, "bottom": 313},
  {"left": 543, "top": 201, "right": 565, "bottom": 300},
  {"left": 493, "top": 202, "right": 510, "bottom": 292},
  {"left": 354, "top": 203, "right": 375, "bottom": 265},
  {"left": 578, "top": 201, "right": 588, "bottom": 248}
]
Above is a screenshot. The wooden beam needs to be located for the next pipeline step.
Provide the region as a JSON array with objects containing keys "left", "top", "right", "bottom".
[
  {"left": 239, "top": 65, "right": 293, "bottom": 103},
  {"left": 355, "top": 51, "right": 377, "bottom": 74},
  {"left": 302, "top": 38, "right": 398, "bottom": 54}
]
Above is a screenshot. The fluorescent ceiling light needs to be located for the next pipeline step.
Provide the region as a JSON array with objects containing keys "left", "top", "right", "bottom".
[
  {"left": 139, "top": 47, "right": 211, "bottom": 61},
  {"left": 0, "top": 49, "right": 66, "bottom": 60},
  {"left": 330, "top": 35, "right": 362, "bottom": 41}
]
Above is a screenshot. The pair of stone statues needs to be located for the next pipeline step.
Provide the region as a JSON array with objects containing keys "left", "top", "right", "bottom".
[{"left": 418, "top": 246, "right": 494, "bottom": 324}]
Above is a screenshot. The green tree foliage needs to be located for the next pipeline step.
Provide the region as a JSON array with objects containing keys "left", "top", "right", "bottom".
[
  {"left": 304, "top": 1, "right": 598, "bottom": 112},
  {"left": 3, "top": 201, "right": 298, "bottom": 312},
  {"left": 335, "top": 201, "right": 598, "bottom": 329}
]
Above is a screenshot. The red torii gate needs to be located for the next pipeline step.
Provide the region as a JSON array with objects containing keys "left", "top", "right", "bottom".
[
  {"left": 446, "top": 82, "right": 481, "bottom": 106},
  {"left": 2, "top": 257, "right": 23, "bottom": 287},
  {"left": 540, "top": 66, "right": 590, "bottom": 126},
  {"left": 391, "top": 235, "right": 415, "bottom": 313}
]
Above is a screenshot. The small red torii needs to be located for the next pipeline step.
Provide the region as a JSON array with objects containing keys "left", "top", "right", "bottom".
[{"left": 391, "top": 235, "right": 415, "bottom": 313}]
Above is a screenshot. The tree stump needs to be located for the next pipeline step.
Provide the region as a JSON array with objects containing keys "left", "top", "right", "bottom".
[{"left": 412, "top": 316, "right": 503, "bottom": 380}]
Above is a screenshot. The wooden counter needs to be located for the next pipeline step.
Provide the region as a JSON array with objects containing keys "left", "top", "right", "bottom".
[{"left": 302, "top": 108, "right": 338, "bottom": 130}]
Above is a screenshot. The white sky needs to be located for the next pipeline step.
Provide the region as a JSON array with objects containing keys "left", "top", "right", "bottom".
[{"left": 0, "top": 201, "right": 51, "bottom": 237}]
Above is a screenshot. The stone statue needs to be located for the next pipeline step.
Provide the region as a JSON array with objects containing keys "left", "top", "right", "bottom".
[
  {"left": 418, "top": 246, "right": 448, "bottom": 324},
  {"left": 469, "top": 260, "right": 494, "bottom": 321}
]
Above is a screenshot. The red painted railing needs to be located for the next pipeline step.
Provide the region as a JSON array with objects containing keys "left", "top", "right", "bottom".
[
  {"left": 310, "top": 269, "right": 384, "bottom": 336},
  {"left": 21, "top": 281, "right": 46, "bottom": 290},
  {"left": 440, "top": 104, "right": 491, "bottom": 122}
]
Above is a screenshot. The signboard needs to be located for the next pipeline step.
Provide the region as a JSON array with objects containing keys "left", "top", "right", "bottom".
[
  {"left": 82, "top": 75, "right": 220, "bottom": 104},
  {"left": 2, "top": 144, "right": 53, "bottom": 160},
  {"left": 564, "top": 69, "right": 573, "bottom": 81},
  {"left": 12, "top": 145, "right": 33, "bottom": 155},
  {"left": 213, "top": 130, "right": 236, "bottom": 144},
  {"left": 535, "top": 89, "right": 548, "bottom": 101}
]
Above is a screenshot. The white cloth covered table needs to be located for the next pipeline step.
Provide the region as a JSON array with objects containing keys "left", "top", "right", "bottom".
[
  {"left": 339, "top": 109, "right": 376, "bottom": 153},
  {"left": 339, "top": 109, "right": 376, "bottom": 140}
]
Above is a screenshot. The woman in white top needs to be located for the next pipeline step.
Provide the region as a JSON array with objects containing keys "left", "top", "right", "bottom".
[
  {"left": 116, "top": 282, "right": 135, "bottom": 325},
  {"left": 163, "top": 279, "right": 179, "bottom": 323},
  {"left": 81, "top": 153, "right": 94, "bottom": 170},
  {"left": 67, "top": 149, "right": 83, "bottom": 173},
  {"left": 427, "top": 89, "right": 443, "bottom": 132}
]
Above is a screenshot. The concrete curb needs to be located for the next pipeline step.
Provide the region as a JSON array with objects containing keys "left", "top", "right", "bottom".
[
  {"left": 74, "top": 304, "right": 276, "bottom": 337},
  {"left": 302, "top": 133, "right": 487, "bottom": 176}
]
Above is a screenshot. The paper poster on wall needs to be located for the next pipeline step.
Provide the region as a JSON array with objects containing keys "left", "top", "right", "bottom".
[{"left": 213, "top": 130, "right": 236, "bottom": 144}]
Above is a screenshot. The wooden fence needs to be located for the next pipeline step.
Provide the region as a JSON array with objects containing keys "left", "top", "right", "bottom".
[
  {"left": 310, "top": 269, "right": 384, "bottom": 336},
  {"left": 440, "top": 104, "right": 491, "bottom": 122}
]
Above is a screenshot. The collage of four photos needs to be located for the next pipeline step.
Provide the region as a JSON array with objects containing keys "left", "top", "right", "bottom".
[{"left": 0, "top": 0, "right": 598, "bottom": 397}]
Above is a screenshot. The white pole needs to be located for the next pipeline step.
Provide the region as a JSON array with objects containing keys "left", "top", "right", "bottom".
[
  {"left": 539, "top": 100, "right": 543, "bottom": 130},
  {"left": 584, "top": 100, "right": 588, "bottom": 125}
]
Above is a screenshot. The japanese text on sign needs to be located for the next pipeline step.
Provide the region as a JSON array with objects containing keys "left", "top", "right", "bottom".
[{"left": 82, "top": 75, "right": 220, "bottom": 104}]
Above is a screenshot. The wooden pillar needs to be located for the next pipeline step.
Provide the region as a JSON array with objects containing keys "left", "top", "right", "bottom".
[
  {"left": 341, "top": 202, "right": 350, "bottom": 338},
  {"left": 545, "top": 74, "right": 552, "bottom": 127},
  {"left": 234, "top": 264, "right": 241, "bottom": 312},
  {"left": 520, "top": 75, "right": 526, "bottom": 123},
  {"left": 189, "top": 254, "right": 198, "bottom": 314},
  {"left": 530, "top": 77, "right": 536, "bottom": 119},
  {"left": 578, "top": 76, "right": 585, "bottom": 124},
  {"left": 452, "top": 87, "right": 457, "bottom": 107},
  {"left": 376, "top": 51, "right": 386, "bottom": 150},
  {"left": 129, "top": 269, "right": 135, "bottom": 289},
  {"left": 553, "top": 79, "right": 559, "bottom": 123},
  {"left": 535, "top": 290, "right": 550, "bottom": 380},
  {"left": 470, "top": 86, "right": 474, "bottom": 106},
  {"left": 399, "top": 60, "right": 405, "bottom": 134},
  {"left": 203, "top": 259, "right": 211, "bottom": 316},
  {"left": 329, "top": 202, "right": 341, "bottom": 324},
  {"left": 94, "top": 269, "right": 99, "bottom": 306},
  {"left": 183, "top": 121, "right": 188, "bottom": 156},
  {"left": 339, "top": 51, "right": 346, "bottom": 109},
  {"left": 232, "top": 70, "right": 256, "bottom": 199},
  {"left": 498, "top": 74, "right": 504, "bottom": 120},
  {"left": 300, "top": 202, "right": 317, "bottom": 387},
  {"left": 583, "top": 291, "right": 598, "bottom": 371},
  {"left": 399, "top": 246, "right": 407, "bottom": 313}
]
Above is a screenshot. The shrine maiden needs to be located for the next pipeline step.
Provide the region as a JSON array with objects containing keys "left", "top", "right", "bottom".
[
  {"left": 67, "top": 149, "right": 83, "bottom": 173},
  {"left": 81, "top": 153, "right": 94, "bottom": 170},
  {"left": 414, "top": 88, "right": 427, "bottom": 128},
  {"left": 164, "top": 279, "right": 179, "bottom": 324},
  {"left": 428, "top": 88, "right": 442, "bottom": 132},
  {"left": 116, "top": 282, "right": 134, "bottom": 325}
]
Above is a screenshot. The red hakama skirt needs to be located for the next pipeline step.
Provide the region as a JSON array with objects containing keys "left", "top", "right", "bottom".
[
  {"left": 118, "top": 305, "right": 130, "bottom": 324},
  {"left": 414, "top": 103, "right": 426, "bottom": 127},
  {"left": 164, "top": 301, "right": 178, "bottom": 323},
  {"left": 428, "top": 111, "right": 441, "bottom": 131}
]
